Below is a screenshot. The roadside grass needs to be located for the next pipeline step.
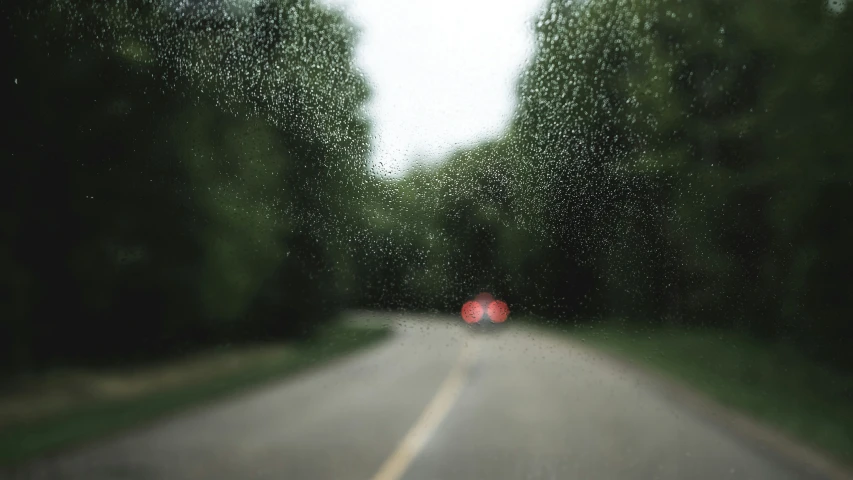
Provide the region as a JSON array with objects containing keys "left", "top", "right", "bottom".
[
  {"left": 527, "top": 318, "right": 853, "bottom": 466},
  {"left": 0, "top": 323, "right": 390, "bottom": 466}
]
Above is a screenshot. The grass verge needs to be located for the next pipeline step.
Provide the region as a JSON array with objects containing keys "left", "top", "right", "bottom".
[
  {"left": 0, "top": 323, "right": 389, "bottom": 466},
  {"left": 531, "top": 319, "right": 853, "bottom": 467}
]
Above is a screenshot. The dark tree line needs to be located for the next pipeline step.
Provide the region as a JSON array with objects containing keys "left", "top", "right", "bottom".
[
  {"left": 354, "top": 0, "right": 853, "bottom": 371},
  {"left": 1, "top": 0, "right": 372, "bottom": 373},
  {"left": 3, "top": 0, "right": 852, "bottom": 376}
]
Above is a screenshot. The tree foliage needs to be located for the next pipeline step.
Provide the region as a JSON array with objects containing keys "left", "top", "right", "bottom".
[
  {"left": 1, "top": 0, "right": 371, "bottom": 371},
  {"left": 3, "top": 0, "right": 852, "bottom": 375},
  {"left": 354, "top": 0, "right": 853, "bottom": 370}
]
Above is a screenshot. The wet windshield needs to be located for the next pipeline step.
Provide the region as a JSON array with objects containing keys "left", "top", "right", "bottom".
[{"left": 2, "top": 0, "right": 852, "bottom": 479}]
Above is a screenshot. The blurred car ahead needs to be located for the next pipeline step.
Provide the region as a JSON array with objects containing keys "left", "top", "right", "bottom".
[{"left": 461, "top": 292, "right": 509, "bottom": 333}]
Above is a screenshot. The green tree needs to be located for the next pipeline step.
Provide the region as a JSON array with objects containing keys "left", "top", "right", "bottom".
[{"left": 1, "top": 0, "right": 373, "bottom": 373}]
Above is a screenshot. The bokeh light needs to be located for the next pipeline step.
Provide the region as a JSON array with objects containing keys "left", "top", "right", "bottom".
[
  {"left": 461, "top": 300, "right": 484, "bottom": 324},
  {"left": 487, "top": 300, "right": 509, "bottom": 323},
  {"left": 475, "top": 291, "right": 495, "bottom": 306}
]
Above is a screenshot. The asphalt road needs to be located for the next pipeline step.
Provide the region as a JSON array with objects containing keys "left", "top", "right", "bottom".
[{"left": 3, "top": 315, "right": 830, "bottom": 480}]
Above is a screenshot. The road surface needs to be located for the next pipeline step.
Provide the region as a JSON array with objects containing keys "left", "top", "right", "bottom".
[{"left": 3, "top": 315, "right": 831, "bottom": 479}]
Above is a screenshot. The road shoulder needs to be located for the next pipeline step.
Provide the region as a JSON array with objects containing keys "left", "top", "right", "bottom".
[
  {"left": 533, "top": 324, "right": 853, "bottom": 480},
  {"left": 0, "top": 323, "right": 390, "bottom": 467}
]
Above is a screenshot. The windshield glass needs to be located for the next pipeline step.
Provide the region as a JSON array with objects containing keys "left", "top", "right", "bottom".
[{"left": 3, "top": 0, "right": 852, "bottom": 479}]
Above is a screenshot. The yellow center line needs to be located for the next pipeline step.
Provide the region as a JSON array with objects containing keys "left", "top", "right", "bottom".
[{"left": 370, "top": 339, "right": 479, "bottom": 480}]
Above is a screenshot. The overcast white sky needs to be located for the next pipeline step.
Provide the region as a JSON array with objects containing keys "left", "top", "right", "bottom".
[{"left": 322, "top": 0, "right": 545, "bottom": 176}]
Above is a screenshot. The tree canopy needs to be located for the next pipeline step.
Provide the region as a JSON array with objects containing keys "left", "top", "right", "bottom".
[{"left": 3, "top": 0, "right": 852, "bottom": 374}]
